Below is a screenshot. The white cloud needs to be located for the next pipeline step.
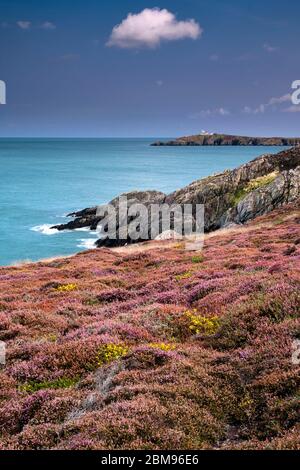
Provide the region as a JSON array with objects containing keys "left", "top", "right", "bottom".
[
  {"left": 243, "top": 106, "right": 252, "bottom": 114},
  {"left": 107, "top": 8, "right": 202, "bottom": 49},
  {"left": 284, "top": 106, "right": 300, "bottom": 113},
  {"left": 218, "top": 107, "right": 230, "bottom": 116},
  {"left": 17, "top": 21, "right": 31, "bottom": 30},
  {"left": 40, "top": 21, "right": 56, "bottom": 30},
  {"left": 268, "top": 94, "right": 291, "bottom": 105},
  {"left": 243, "top": 104, "right": 265, "bottom": 114},
  {"left": 191, "top": 108, "right": 230, "bottom": 118},
  {"left": 243, "top": 94, "right": 292, "bottom": 114},
  {"left": 156, "top": 80, "right": 163, "bottom": 87},
  {"left": 209, "top": 54, "right": 219, "bottom": 61},
  {"left": 263, "top": 43, "right": 278, "bottom": 53}
]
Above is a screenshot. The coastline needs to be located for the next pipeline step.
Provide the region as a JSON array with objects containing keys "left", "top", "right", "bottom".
[
  {"left": 152, "top": 133, "right": 300, "bottom": 147},
  {"left": 51, "top": 146, "right": 300, "bottom": 249},
  {"left": 2, "top": 139, "right": 296, "bottom": 266},
  {"left": 6, "top": 209, "right": 298, "bottom": 268}
]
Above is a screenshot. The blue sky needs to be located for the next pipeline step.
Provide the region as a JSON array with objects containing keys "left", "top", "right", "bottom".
[{"left": 0, "top": 0, "right": 299, "bottom": 137}]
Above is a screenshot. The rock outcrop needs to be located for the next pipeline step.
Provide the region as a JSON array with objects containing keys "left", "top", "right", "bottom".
[
  {"left": 152, "top": 133, "right": 300, "bottom": 147},
  {"left": 52, "top": 146, "right": 300, "bottom": 247},
  {"left": 222, "top": 167, "right": 300, "bottom": 226},
  {"left": 166, "top": 146, "right": 300, "bottom": 231},
  {"left": 52, "top": 191, "right": 167, "bottom": 246}
]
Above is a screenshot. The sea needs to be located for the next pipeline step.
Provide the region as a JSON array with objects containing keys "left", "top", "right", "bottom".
[{"left": 0, "top": 138, "right": 288, "bottom": 266}]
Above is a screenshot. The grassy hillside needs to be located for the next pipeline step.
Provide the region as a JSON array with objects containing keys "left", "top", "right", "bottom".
[{"left": 0, "top": 201, "right": 299, "bottom": 450}]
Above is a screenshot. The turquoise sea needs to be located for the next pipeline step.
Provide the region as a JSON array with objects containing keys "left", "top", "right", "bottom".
[{"left": 0, "top": 138, "right": 287, "bottom": 266}]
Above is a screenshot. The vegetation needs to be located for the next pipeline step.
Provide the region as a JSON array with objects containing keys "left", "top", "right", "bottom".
[
  {"left": 191, "top": 255, "right": 204, "bottom": 264},
  {"left": 96, "top": 343, "right": 129, "bottom": 366},
  {"left": 0, "top": 201, "right": 299, "bottom": 450},
  {"left": 185, "top": 309, "right": 220, "bottom": 335},
  {"left": 19, "top": 377, "right": 80, "bottom": 394},
  {"left": 56, "top": 283, "right": 77, "bottom": 292},
  {"left": 231, "top": 172, "right": 279, "bottom": 205}
]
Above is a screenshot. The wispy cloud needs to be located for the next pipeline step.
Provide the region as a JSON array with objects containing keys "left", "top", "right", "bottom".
[
  {"left": 16, "top": 20, "right": 56, "bottom": 30},
  {"left": 156, "top": 80, "right": 163, "bottom": 87},
  {"left": 243, "top": 94, "right": 291, "bottom": 114},
  {"left": 243, "top": 104, "right": 265, "bottom": 115},
  {"left": 268, "top": 94, "right": 291, "bottom": 105},
  {"left": 17, "top": 21, "right": 31, "bottom": 30},
  {"left": 40, "top": 21, "right": 56, "bottom": 30},
  {"left": 235, "top": 52, "right": 257, "bottom": 62},
  {"left": 283, "top": 106, "right": 300, "bottom": 113},
  {"left": 190, "top": 108, "right": 230, "bottom": 119},
  {"left": 209, "top": 54, "right": 219, "bottom": 62},
  {"left": 107, "top": 8, "right": 202, "bottom": 49},
  {"left": 263, "top": 43, "right": 278, "bottom": 53}
]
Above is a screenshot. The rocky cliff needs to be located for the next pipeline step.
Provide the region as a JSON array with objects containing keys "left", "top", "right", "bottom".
[
  {"left": 52, "top": 146, "right": 300, "bottom": 247},
  {"left": 152, "top": 133, "right": 300, "bottom": 147}
]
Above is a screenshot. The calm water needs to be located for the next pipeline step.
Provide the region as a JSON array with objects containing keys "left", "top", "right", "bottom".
[{"left": 0, "top": 138, "right": 287, "bottom": 266}]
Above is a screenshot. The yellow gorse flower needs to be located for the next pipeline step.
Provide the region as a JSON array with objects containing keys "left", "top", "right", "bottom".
[
  {"left": 175, "top": 272, "right": 192, "bottom": 281},
  {"left": 148, "top": 342, "right": 176, "bottom": 352},
  {"left": 56, "top": 283, "right": 77, "bottom": 292},
  {"left": 96, "top": 343, "right": 129, "bottom": 366},
  {"left": 185, "top": 310, "right": 220, "bottom": 335}
]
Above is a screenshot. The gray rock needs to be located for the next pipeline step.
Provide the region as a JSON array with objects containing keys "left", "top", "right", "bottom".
[
  {"left": 51, "top": 147, "right": 300, "bottom": 247},
  {"left": 96, "top": 191, "right": 166, "bottom": 247},
  {"left": 223, "top": 166, "right": 300, "bottom": 225}
]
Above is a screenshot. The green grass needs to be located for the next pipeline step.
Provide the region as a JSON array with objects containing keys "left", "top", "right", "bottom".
[
  {"left": 191, "top": 255, "right": 204, "bottom": 264},
  {"left": 19, "top": 376, "right": 79, "bottom": 394},
  {"left": 231, "top": 172, "right": 279, "bottom": 206}
]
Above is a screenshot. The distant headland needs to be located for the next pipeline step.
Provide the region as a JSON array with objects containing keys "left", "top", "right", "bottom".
[{"left": 151, "top": 132, "right": 300, "bottom": 147}]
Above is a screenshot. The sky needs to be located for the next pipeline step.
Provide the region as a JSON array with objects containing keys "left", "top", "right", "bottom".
[{"left": 0, "top": 0, "right": 300, "bottom": 137}]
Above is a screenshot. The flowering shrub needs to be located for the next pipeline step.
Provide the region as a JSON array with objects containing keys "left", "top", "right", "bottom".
[
  {"left": 185, "top": 310, "right": 220, "bottom": 335},
  {"left": 96, "top": 343, "right": 129, "bottom": 366},
  {"left": 0, "top": 201, "right": 299, "bottom": 449},
  {"left": 56, "top": 284, "right": 77, "bottom": 292},
  {"left": 148, "top": 342, "right": 176, "bottom": 352},
  {"left": 175, "top": 272, "right": 193, "bottom": 281}
]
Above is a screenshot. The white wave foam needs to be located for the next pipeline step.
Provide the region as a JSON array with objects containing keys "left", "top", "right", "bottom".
[
  {"left": 74, "top": 227, "right": 93, "bottom": 232},
  {"left": 31, "top": 224, "right": 59, "bottom": 235},
  {"left": 77, "top": 239, "right": 97, "bottom": 250}
]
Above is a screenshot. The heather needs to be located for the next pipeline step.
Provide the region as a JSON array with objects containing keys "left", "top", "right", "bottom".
[{"left": 0, "top": 201, "right": 299, "bottom": 450}]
